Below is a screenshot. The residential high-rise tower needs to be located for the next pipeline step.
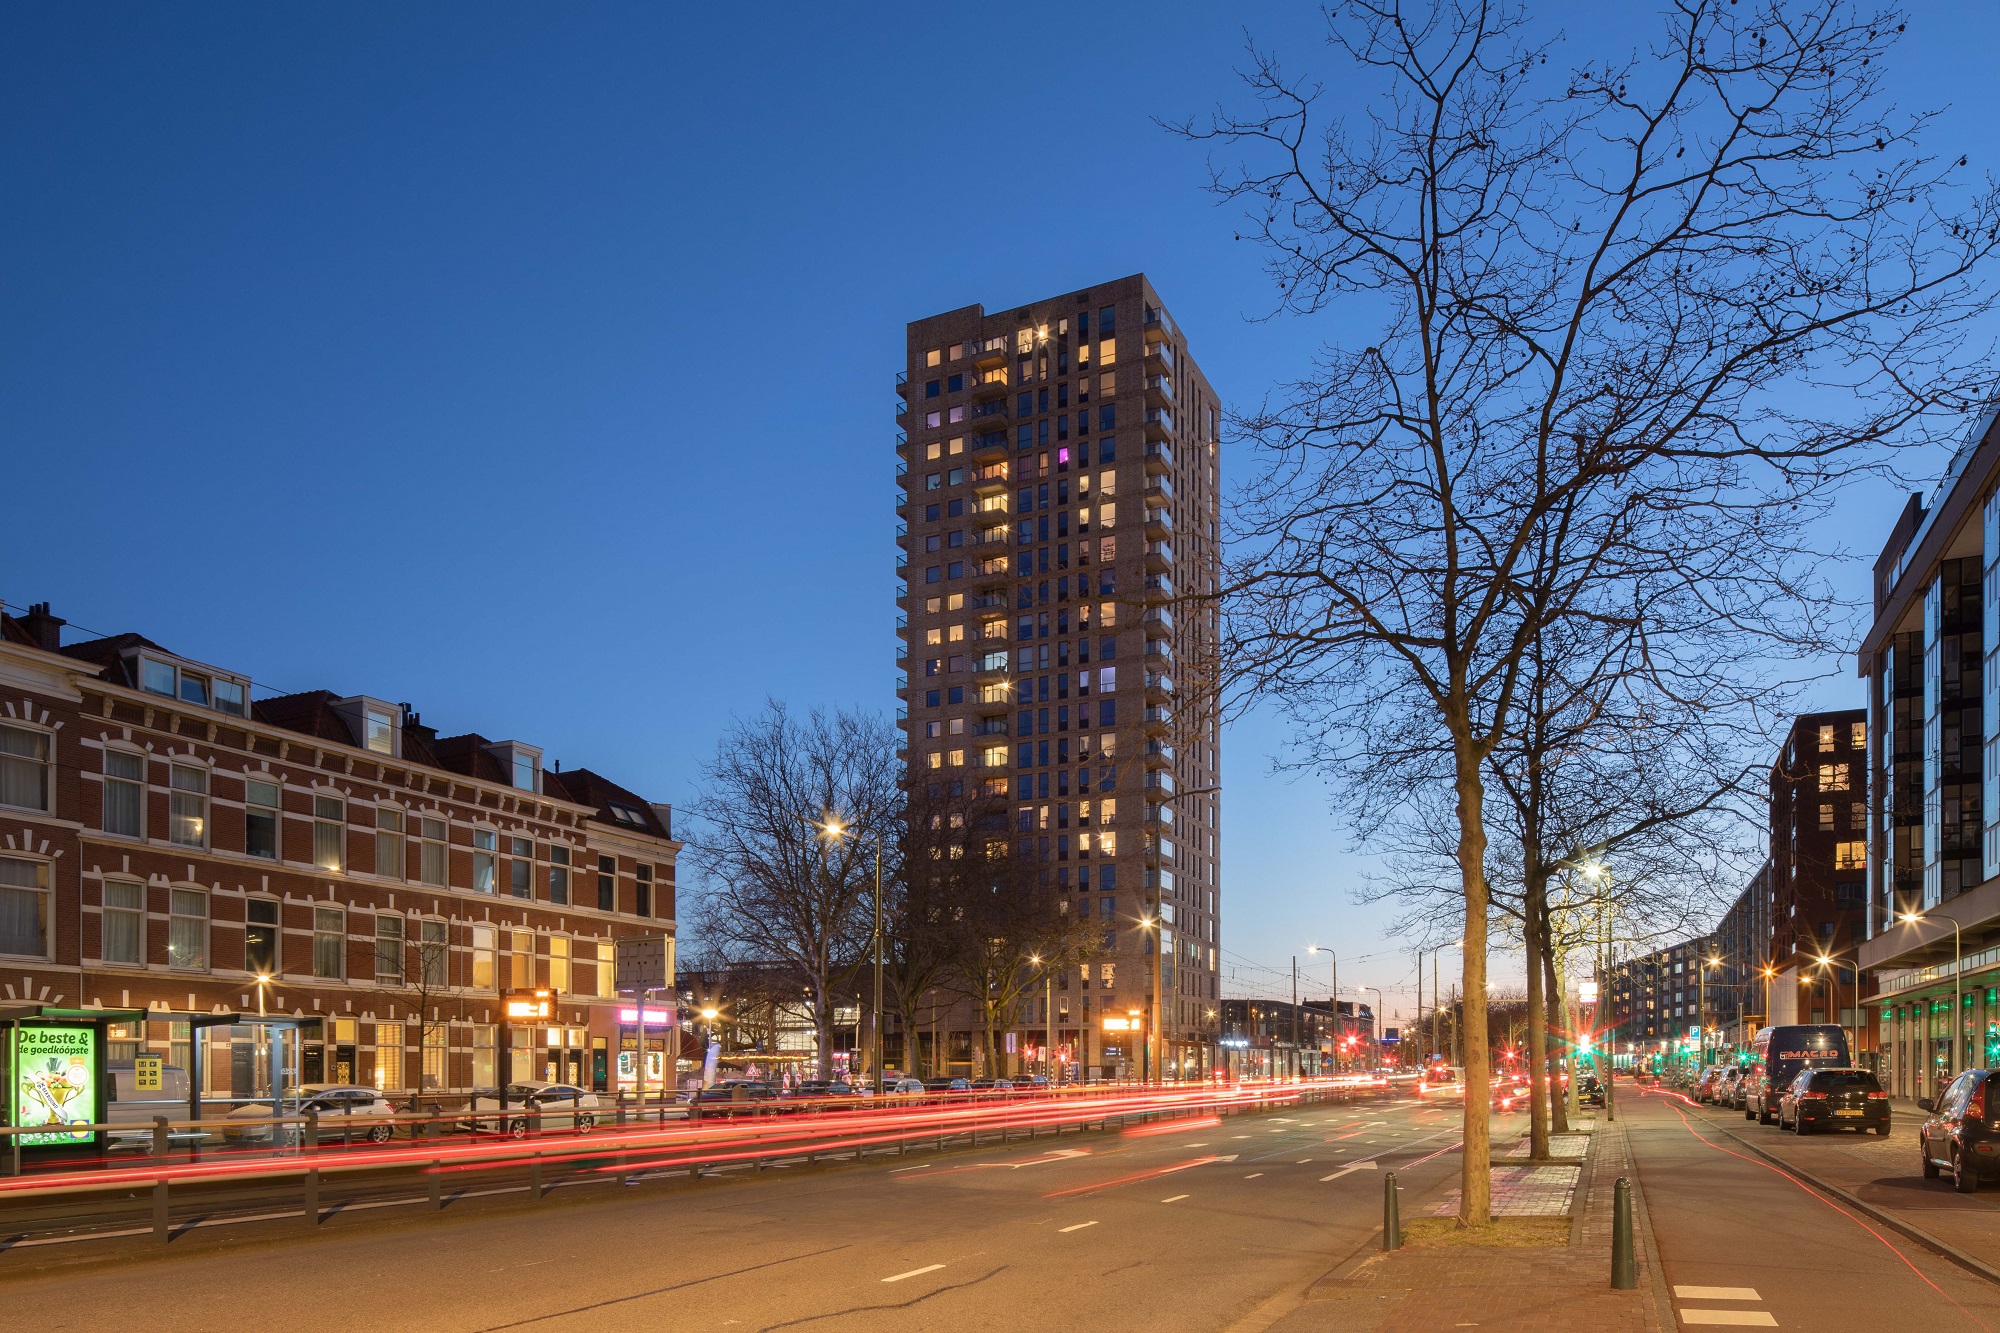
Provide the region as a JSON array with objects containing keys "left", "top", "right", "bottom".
[{"left": 896, "top": 274, "right": 1222, "bottom": 1080}]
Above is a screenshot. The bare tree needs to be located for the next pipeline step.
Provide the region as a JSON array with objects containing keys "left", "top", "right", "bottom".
[
  {"left": 686, "top": 701, "right": 902, "bottom": 1081},
  {"left": 1181, "top": 0, "right": 1998, "bottom": 1223}
]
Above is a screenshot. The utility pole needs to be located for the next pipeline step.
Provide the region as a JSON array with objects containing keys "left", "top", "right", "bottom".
[{"left": 1291, "top": 956, "right": 1299, "bottom": 1081}]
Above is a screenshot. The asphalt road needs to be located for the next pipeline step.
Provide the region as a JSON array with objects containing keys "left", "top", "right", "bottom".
[
  {"left": 1626, "top": 1088, "right": 2000, "bottom": 1329},
  {"left": 0, "top": 1093, "right": 1470, "bottom": 1333}
]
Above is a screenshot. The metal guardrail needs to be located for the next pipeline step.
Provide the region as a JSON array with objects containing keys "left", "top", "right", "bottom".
[{"left": 0, "top": 1079, "right": 1388, "bottom": 1248}]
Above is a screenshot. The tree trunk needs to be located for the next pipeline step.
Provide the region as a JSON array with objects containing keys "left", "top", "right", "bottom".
[
  {"left": 1452, "top": 745, "right": 1493, "bottom": 1228},
  {"left": 1543, "top": 935, "right": 1570, "bottom": 1136},
  {"left": 1524, "top": 873, "right": 1551, "bottom": 1161}
]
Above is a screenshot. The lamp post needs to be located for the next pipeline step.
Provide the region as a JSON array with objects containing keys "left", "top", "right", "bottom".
[
  {"left": 1697, "top": 955, "right": 1722, "bottom": 1072},
  {"left": 816, "top": 814, "right": 885, "bottom": 1094},
  {"left": 1031, "top": 954, "right": 1054, "bottom": 1084},
  {"left": 1901, "top": 909, "right": 1962, "bottom": 1091},
  {"left": 1308, "top": 945, "right": 1338, "bottom": 1072},
  {"left": 1139, "top": 914, "right": 1162, "bottom": 1083},
  {"left": 1361, "top": 986, "right": 1385, "bottom": 1070}
]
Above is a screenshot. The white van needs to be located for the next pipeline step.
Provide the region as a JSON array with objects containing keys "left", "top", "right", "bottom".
[{"left": 105, "top": 1060, "right": 208, "bottom": 1149}]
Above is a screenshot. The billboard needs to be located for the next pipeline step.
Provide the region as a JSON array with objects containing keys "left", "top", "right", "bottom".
[{"left": 14, "top": 1024, "right": 98, "bottom": 1146}]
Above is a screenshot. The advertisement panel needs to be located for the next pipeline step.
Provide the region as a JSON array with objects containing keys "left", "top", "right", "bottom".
[{"left": 14, "top": 1024, "right": 98, "bottom": 1146}]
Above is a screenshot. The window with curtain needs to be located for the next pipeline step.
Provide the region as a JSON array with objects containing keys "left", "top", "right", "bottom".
[
  {"left": 0, "top": 725, "right": 49, "bottom": 812},
  {"left": 376, "top": 807, "right": 405, "bottom": 880},
  {"left": 313, "top": 795, "right": 345, "bottom": 870},
  {"left": 472, "top": 924, "right": 495, "bottom": 990},
  {"left": 313, "top": 907, "right": 345, "bottom": 979},
  {"left": 375, "top": 913, "right": 404, "bottom": 983},
  {"left": 420, "top": 817, "right": 448, "bottom": 885},
  {"left": 168, "top": 766, "right": 207, "bottom": 847},
  {"left": 245, "top": 779, "right": 281, "bottom": 859},
  {"left": 373, "top": 1021, "right": 403, "bottom": 1091},
  {"left": 597, "top": 940, "right": 616, "bottom": 997},
  {"left": 101, "top": 881, "right": 143, "bottom": 964},
  {"left": 548, "top": 845, "right": 570, "bottom": 905},
  {"left": 102, "top": 750, "right": 144, "bottom": 837},
  {"left": 422, "top": 1025, "right": 447, "bottom": 1089},
  {"left": 0, "top": 857, "right": 50, "bottom": 958},
  {"left": 168, "top": 888, "right": 208, "bottom": 970},
  {"left": 549, "top": 936, "right": 570, "bottom": 993},
  {"left": 510, "top": 929, "right": 531, "bottom": 989}
]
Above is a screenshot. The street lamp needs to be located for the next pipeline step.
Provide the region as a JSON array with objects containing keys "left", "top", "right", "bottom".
[
  {"left": 1697, "top": 955, "right": 1723, "bottom": 1072},
  {"left": 814, "top": 813, "right": 885, "bottom": 1093},
  {"left": 1901, "top": 909, "right": 1962, "bottom": 1090},
  {"left": 1138, "top": 914, "right": 1161, "bottom": 1083},
  {"left": 1307, "top": 945, "right": 1338, "bottom": 1072},
  {"left": 1030, "top": 954, "right": 1055, "bottom": 1085},
  {"left": 1361, "top": 986, "right": 1385, "bottom": 1070}
]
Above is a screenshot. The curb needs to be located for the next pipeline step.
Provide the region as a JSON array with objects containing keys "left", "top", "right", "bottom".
[
  {"left": 1707, "top": 1116, "right": 2000, "bottom": 1291},
  {"left": 1614, "top": 1112, "right": 1680, "bottom": 1333}
]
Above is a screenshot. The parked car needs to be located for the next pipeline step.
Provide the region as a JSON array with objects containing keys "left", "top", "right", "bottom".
[
  {"left": 1777, "top": 1067, "right": 1889, "bottom": 1136},
  {"left": 880, "top": 1077, "right": 927, "bottom": 1095},
  {"left": 1920, "top": 1069, "right": 1999, "bottom": 1193},
  {"left": 1012, "top": 1074, "right": 1051, "bottom": 1092},
  {"left": 693, "top": 1080, "right": 779, "bottom": 1111},
  {"left": 226, "top": 1085, "right": 399, "bottom": 1144},
  {"left": 923, "top": 1077, "right": 972, "bottom": 1093},
  {"left": 1576, "top": 1074, "right": 1605, "bottom": 1108},
  {"left": 1744, "top": 1025, "right": 1851, "bottom": 1126},
  {"left": 459, "top": 1082, "right": 604, "bottom": 1137},
  {"left": 1694, "top": 1067, "right": 1725, "bottom": 1103},
  {"left": 1716, "top": 1066, "right": 1747, "bottom": 1110}
]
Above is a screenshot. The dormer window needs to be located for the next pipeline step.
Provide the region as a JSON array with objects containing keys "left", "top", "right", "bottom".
[
  {"left": 513, "top": 753, "right": 537, "bottom": 792},
  {"left": 332, "top": 697, "right": 403, "bottom": 760},
  {"left": 607, "top": 802, "right": 649, "bottom": 828},
  {"left": 364, "top": 708, "right": 396, "bottom": 754},
  {"left": 484, "top": 741, "right": 542, "bottom": 794},
  {"left": 135, "top": 654, "right": 249, "bottom": 718}
]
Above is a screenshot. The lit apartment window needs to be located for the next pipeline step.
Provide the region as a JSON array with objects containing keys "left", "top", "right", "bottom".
[
  {"left": 509, "top": 929, "right": 531, "bottom": 989},
  {"left": 313, "top": 795, "right": 345, "bottom": 870},
  {"left": 364, "top": 708, "right": 396, "bottom": 754},
  {"left": 549, "top": 845, "right": 571, "bottom": 905},
  {"left": 246, "top": 779, "right": 281, "bottom": 859},
  {"left": 169, "top": 765, "right": 208, "bottom": 847},
  {"left": 313, "top": 906, "right": 345, "bottom": 979},
  {"left": 510, "top": 836, "right": 533, "bottom": 898},
  {"left": 246, "top": 899, "right": 279, "bottom": 975},
  {"left": 473, "top": 830, "right": 497, "bottom": 894},
  {"left": 597, "top": 940, "right": 616, "bottom": 997},
  {"left": 168, "top": 888, "right": 208, "bottom": 970},
  {"left": 549, "top": 935, "right": 571, "bottom": 993},
  {"left": 0, "top": 724, "right": 50, "bottom": 812},
  {"left": 1819, "top": 804, "right": 1834, "bottom": 831},
  {"left": 1818, "top": 724, "right": 1835, "bottom": 752},
  {"left": 2, "top": 858, "right": 51, "bottom": 959},
  {"left": 376, "top": 807, "right": 405, "bottom": 879},
  {"left": 101, "top": 881, "right": 143, "bottom": 964},
  {"left": 375, "top": 913, "right": 404, "bottom": 983},
  {"left": 1851, "top": 721, "right": 1866, "bottom": 748},
  {"left": 1834, "top": 841, "right": 1867, "bottom": 871},
  {"left": 1818, "top": 763, "right": 1851, "bottom": 792},
  {"left": 420, "top": 817, "right": 448, "bottom": 886},
  {"left": 102, "top": 750, "right": 145, "bottom": 836}
]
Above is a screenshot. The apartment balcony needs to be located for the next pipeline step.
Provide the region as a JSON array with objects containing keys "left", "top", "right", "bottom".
[
  {"left": 972, "top": 528, "right": 1012, "bottom": 550},
  {"left": 1144, "top": 408, "right": 1175, "bottom": 441},
  {"left": 1144, "top": 638, "right": 1175, "bottom": 666},
  {"left": 973, "top": 498, "right": 1011, "bottom": 526},
  {"left": 896, "top": 401, "right": 908, "bottom": 422},
  {"left": 1143, "top": 342, "right": 1175, "bottom": 375},
  {"left": 967, "top": 337, "right": 1010, "bottom": 370},
  {"left": 970, "top": 559, "right": 1010, "bottom": 591},
  {"left": 972, "top": 719, "right": 1010, "bottom": 739},
  {"left": 896, "top": 369, "right": 910, "bottom": 397},
  {"left": 1141, "top": 705, "right": 1171, "bottom": 735},
  {"left": 969, "top": 400, "right": 1009, "bottom": 426},
  {"left": 1146, "top": 739, "right": 1176, "bottom": 763},
  {"left": 1144, "top": 671, "right": 1175, "bottom": 705},
  {"left": 970, "top": 431, "right": 1009, "bottom": 463},
  {"left": 894, "top": 673, "right": 909, "bottom": 697},
  {"left": 1144, "top": 508, "right": 1173, "bottom": 541},
  {"left": 971, "top": 370, "right": 1010, "bottom": 401},
  {"left": 972, "top": 462, "right": 1011, "bottom": 496},
  {"left": 972, "top": 687, "right": 1013, "bottom": 717},
  {"left": 1143, "top": 606, "right": 1175, "bottom": 633},
  {"left": 972, "top": 653, "right": 1011, "bottom": 682},
  {"left": 894, "top": 522, "right": 909, "bottom": 548},
  {"left": 1143, "top": 768, "right": 1178, "bottom": 795},
  {"left": 1145, "top": 376, "right": 1174, "bottom": 408},
  {"left": 1145, "top": 573, "right": 1175, "bottom": 599},
  {"left": 1145, "top": 541, "right": 1173, "bottom": 573},
  {"left": 1144, "top": 440, "right": 1174, "bottom": 475},
  {"left": 1143, "top": 477, "right": 1174, "bottom": 508},
  {"left": 1144, "top": 305, "right": 1174, "bottom": 343},
  {"left": 968, "top": 593, "right": 1009, "bottom": 613},
  {"left": 895, "top": 589, "right": 909, "bottom": 610}
]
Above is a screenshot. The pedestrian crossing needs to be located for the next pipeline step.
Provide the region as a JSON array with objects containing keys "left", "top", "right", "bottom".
[{"left": 1674, "top": 1285, "right": 1775, "bottom": 1326}]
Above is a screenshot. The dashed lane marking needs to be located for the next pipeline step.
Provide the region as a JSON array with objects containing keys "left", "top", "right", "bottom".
[
  {"left": 1677, "top": 1313, "right": 1776, "bottom": 1327},
  {"left": 1058, "top": 1221, "right": 1098, "bottom": 1233},
  {"left": 882, "top": 1265, "right": 945, "bottom": 1284},
  {"left": 1244, "top": 1172, "right": 1264, "bottom": 1179},
  {"left": 1161, "top": 1194, "right": 1188, "bottom": 1203},
  {"left": 1674, "top": 1288, "right": 1761, "bottom": 1301}
]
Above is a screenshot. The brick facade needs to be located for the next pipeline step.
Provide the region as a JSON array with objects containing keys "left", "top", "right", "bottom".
[{"left": 0, "top": 603, "right": 678, "bottom": 1099}]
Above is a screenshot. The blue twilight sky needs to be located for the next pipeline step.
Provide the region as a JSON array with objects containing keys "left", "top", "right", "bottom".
[{"left": 4, "top": 3, "right": 1997, "bottom": 1028}]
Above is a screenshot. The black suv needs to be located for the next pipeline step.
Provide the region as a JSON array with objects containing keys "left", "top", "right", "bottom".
[
  {"left": 1777, "top": 1067, "right": 1889, "bottom": 1136},
  {"left": 1919, "top": 1069, "right": 2000, "bottom": 1193}
]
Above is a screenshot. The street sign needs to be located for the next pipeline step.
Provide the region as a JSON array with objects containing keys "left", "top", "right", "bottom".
[
  {"left": 501, "top": 989, "right": 554, "bottom": 1024},
  {"left": 133, "top": 1054, "right": 163, "bottom": 1092},
  {"left": 615, "top": 935, "right": 668, "bottom": 992}
]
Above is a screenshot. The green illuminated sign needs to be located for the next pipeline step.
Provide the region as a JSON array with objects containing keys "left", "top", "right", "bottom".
[{"left": 13, "top": 1024, "right": 97, "bottom": 1146}]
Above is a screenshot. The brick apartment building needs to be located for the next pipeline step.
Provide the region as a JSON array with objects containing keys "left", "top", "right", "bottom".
[
  {"left": 896, "top": 274, "right": 1223, "bottom": 1080},
  {"left": 1767, "top": 709, "right": 1870, "bottom": 1047},
  {"left": 0, "top": 601, "right": 678, "bottom": 1102}
]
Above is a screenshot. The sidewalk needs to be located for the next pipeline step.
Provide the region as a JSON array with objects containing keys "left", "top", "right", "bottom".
[{"left": 1266, "top": 1114, "right": 1667, "bottom": 1332}]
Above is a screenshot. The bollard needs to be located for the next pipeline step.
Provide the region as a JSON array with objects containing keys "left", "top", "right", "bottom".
[
  {"left": 1382, "top": 1171, "right": 1402, "bottom": 1251},
  {"left": 1611, "top": 1177, "right": 1637, "bottom": 1289},
  {"left": 427, "top": 1112, "right": 443, "bottom": 1210},
  {"left": 152, "top": 1115, "right": 171, "bottom": 1243},
  {"left": 302, "top": 1108, "right": 320, "bottom": 1229}
]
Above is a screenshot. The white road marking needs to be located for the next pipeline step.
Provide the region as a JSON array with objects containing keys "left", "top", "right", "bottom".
[
  {"left": 1320, "top": 1161, "right": 1380, "bottom": 1181},
  {"left": 1244, "top": 1172, "right": 1264, "bottom": 1179},
  {"left": 1297, "top": 1159, "right": 1313, "bottom": 1164},
  {"left": 1161, "top": 1194, "right": 1189, "bottom": 1203},
  {"left": 1678, "top": 1313, "right": 1776, "bottom": 1327},
  {"left": 882, "top": 1264, "right": 945, "bottom": 1284},
  {"left": 889, "top": 1163, "right": 932, "bottom": 1173},
  {"left": 1233, "top": 1135, "right": 1251, "bottom": 1140},
  {"left": 1675, "top": 1288, "right": 1761, "bottom": 1301},
  {"left": 1186, "top": 1142, "right": 1209, "bottom": 1147},
  {"left": 1058, "top": 1221, "right": 1098, "bottom": 1233}
]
